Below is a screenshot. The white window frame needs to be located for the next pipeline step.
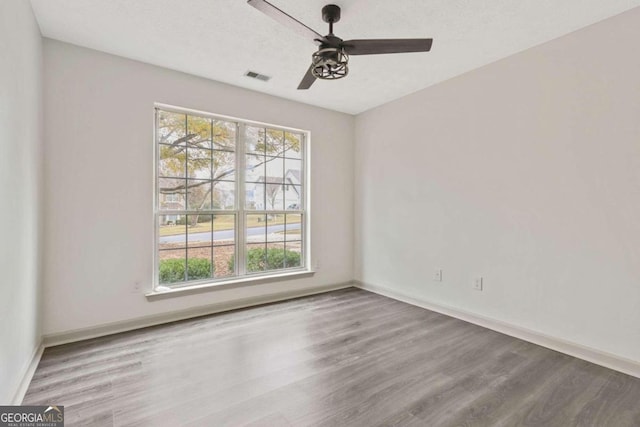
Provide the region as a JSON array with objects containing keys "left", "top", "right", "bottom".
[{"left": 151, "top": 103, "right": 311, "bottom": 294}]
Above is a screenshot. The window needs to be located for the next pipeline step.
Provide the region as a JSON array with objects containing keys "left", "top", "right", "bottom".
[{"left": 155, "top": 106, "right": 308, "bottom": 288}]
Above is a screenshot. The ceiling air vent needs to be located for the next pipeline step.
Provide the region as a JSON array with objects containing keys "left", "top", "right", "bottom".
[{"left": 244, "top": 71, "right": 271, "bottom": 82}]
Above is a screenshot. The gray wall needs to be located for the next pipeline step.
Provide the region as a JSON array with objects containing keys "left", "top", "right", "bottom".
[
  {"left": 0, "top": 1, "right": 43, "bottom": 404},
  {"left": 355, "top": 8, "right": 640, "bottom": 362}
]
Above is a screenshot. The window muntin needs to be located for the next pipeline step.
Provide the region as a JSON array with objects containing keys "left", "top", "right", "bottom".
[{"left": 155, "top": 106, "right": 307, "bottom": 287}]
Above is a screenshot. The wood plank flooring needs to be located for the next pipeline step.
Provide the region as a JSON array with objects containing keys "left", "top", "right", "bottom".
[{"left": 24, "top": 288, "right": 640, "bottom": 426}]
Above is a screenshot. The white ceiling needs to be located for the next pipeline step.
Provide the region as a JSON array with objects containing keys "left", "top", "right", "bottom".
[{"left": 30, "top": 0, "right": 640, "bottom": 114}]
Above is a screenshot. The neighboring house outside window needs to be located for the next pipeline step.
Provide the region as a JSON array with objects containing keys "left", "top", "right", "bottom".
[
  {"left": 154, "top": 105, "right": 308, "bottom": 288},
  {"left": 160, "top": 193, "right": 183, "bottom": 224}
]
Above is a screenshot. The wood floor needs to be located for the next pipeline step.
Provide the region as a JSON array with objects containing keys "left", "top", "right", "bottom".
[{"left": 24, "top": 288, "right": 640, "bottom": 426}]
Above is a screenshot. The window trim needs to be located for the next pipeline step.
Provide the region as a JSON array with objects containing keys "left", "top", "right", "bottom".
[{"left": 151, "top": 103, "right": 311, "bottom": 294}]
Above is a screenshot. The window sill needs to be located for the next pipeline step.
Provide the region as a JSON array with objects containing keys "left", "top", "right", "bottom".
[{"left": 145, "top": 269, "right": 315, "bottom": 300}]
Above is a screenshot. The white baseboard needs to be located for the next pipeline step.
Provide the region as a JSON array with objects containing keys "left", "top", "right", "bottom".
[
  {"left": 11, "top": 341, "right": 44, "bottom": 405},
  {"left": 355, "top": 280, "right": 640, "bottom": 379},
  {"left": 44, "top": 282, "right": 354, "bottom": 347}
]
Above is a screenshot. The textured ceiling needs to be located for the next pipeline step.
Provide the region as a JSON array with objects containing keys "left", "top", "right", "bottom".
[{"left": 30, "top": 0, "right": 640, "bottom": 114}]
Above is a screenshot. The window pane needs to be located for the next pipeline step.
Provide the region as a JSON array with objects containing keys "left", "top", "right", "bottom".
[
  {"left": 157, "top": 111, "right": 186, "bottom": 145},
  {"left": 246, "top": 212, "right": 272, "bottom": 284},
  {"left": 159, "top": 249, "right": 187, "bottom": 284},
  {"left": 187, "top": 115, "right": 212, "bottom": 149},
  {"left": 284, "top": 212, "right": 303, "bottom": 269},
  {"left": 159, "top": 144, "right": 186, "bottom": 178},
  {"left": 284, "top": 242, "right": 302, "bottom": 268},
  {"left": 265, "top": 129, "right": 284, "bottom": 156},
  {"left": 267, "top": 214, "right": 285, "bottom": 243},
  {"left": 247, "top": 214, "right": 267, "bottom": 243},
  {"left": 265, "top": 182, "right": 284, "bottom": 210},
  {"left": 285, "top": 158, "right": 302, "bottom": 184},
  {"left": 284, "top": 185, "right": 302, "bottom": 211},
  {"left": 212, "top": 181, "right": 235, "bottom": 210},
  {"left": 246, "top": 183, "right": 265, "bottom": 210},
  {"left": 246, "top": 126, "right": 265, "bottom": 154},
  {"left": 284, "top": 132, "right": 302, "bottom": 159},
  {"left": 214, "top": 245, "right": 235, "bottom": 278},
  {"left": 285, "top": 214, "right": 302, "bottom": 241},
  {"left": 187, "top": 246, "right": 213, "bottom": 281},
  {"left": 158, "top": 178, "right": 186, "bottom": 211},
  {"left": 213, "top": 215, "right": 235, "bottom": 246},
  {"left": 187, "top": 180, "right": 212, "bottom": 210},
  {"left": 265, "top": 156, "right": 284, "bottom": 177},
  {"left": 213, "top": 150, "right": 235, "bottom": 181},
  {"left": 212, "top": 120, "right": 236, "bottom": 151},
  {"left": 265, "top": 157, "right": 284, "bottom": 210},
  {"left": 159, "top": 215, "right": 186, "bottom": 249},
  {"left": 284, "top": 158, "right": 301, "bottom": 210},
  {"left": 246, "top": 154, "right": 264, "bottom": 182},
  {"left": 206, "top": 214, "right": 236, "bottom": 278},
  {"left": 265, "top": 156, "right": 284, "bottom": 175},
  {"left": 186, "top": 215, "right": 212, "bottom": 247},
  {"left": 187, "top": 148, "right": 212, "bottom": 179},
  {"left": 265, "top": 243, "right": 285, "bottom": 271},
  {"left": 246, "top": 243, "right": 267, "bottom": 273}
]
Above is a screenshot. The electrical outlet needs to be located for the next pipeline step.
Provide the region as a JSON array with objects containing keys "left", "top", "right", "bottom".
[
  {"left": 473, "top": 277, "right": 483, "bottom": 291},
  {"left": 433, "top": 269, "right": 443, "bottom": 282}
]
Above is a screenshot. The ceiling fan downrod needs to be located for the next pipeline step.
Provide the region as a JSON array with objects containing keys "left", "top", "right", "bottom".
[{"left": 322, "top": 4, "right": 341, "bottom": 35}]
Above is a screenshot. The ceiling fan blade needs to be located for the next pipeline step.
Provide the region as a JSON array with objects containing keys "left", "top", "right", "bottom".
[
  {"left": 248, "top": 0, "right": 325, "bottom": 45},
  {"left": 343, "top": 39, "right": 433, "bottom": 55},
  {"left": 297, "top": 65, "right": 317, "bottom": 90}
]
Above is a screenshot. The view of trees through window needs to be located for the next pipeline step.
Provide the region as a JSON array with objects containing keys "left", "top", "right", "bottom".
[{"left": 156, "top": 107, "right": 306, "bottom": 286}]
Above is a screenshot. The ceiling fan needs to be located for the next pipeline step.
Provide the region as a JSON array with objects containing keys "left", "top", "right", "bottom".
[{"left": 247, "top": 0, "right": 433, "bottom": 89}]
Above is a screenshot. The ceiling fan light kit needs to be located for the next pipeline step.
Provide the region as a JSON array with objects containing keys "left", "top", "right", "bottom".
[
  {"left": 247, "top": 0, "right": 433, "bottom": 89},
  {"left": 311, "top": 48, "right": 349, "bottom": 80}
]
